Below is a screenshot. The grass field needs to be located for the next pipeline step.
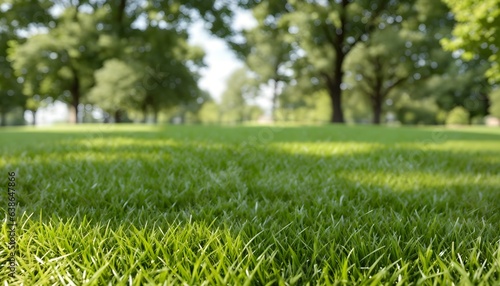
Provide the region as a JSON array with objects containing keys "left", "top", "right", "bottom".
[{"left": 1, "top": 124, "right": 500, "bottom": 285}]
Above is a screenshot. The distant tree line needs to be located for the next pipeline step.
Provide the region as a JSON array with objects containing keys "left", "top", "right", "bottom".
[{"left": 0, "top": 0, "right": 499, "bottom": 126}]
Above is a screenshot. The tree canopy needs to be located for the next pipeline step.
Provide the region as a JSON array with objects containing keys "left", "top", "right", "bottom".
[
  {"left": 0, "top": 0, "right": 498, "bottom": 126},
  {"left": 442, "top": 0, "right": 500, "bottom": 83}
]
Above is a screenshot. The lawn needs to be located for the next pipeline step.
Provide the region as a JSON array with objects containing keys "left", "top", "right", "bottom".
[{"left": 1, "top": 124, "right": 499, "bottom": 285}]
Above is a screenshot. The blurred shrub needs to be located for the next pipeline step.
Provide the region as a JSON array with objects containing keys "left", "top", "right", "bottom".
[
  {"left": 471, "top": 115, "right": 485, "bottom": 125},
  {"left": 394, "top": 95, "right": 440, "bottom": 125},
  {"left": 446, "top": 106, "right": 469, "bottom": 125},
  {"left": 184, "top": 111, "right": 200, "bottom": 124},
  {"left": 403, "top": 111, "right": 416, "bottom": 124},
  {"left": 436, "top": 110, "right": 448, "bottom": 125},
  {"left": 6, "top": 107, "right": 26, "bottom": 126},
  {"left": 199, "top": 101, "right": 220, "bottom": 124}
]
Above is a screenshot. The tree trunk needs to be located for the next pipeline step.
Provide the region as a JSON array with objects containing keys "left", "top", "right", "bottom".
[
  {"left": 32, "top": 110, "right": 37, "bottom": 126},
  {"left": 70, "top": 68, "right": 81, "bottom": 124},
  {"left": 327, "top": 48, "right": 346, "bottom": 123},
  {"left": 371, "top": 63, "right": 384, "bottom": 125},
  {"left": 325, "top": 3, "right": 349, "bottom": 124},
  {"left": 141, "top": 104, "right": 148, "bottom": 123},
  {"left": 69, "top": 100, "right": 78, "bottom": 124},
  {"left": 372, "top": 94, "right": 383, "bottom": 125},
  {"left": 116, "top": 0, "right": 127, "bottom": 36},
  {"left": 328, "top": 82, "right": 344, "bottom": 123},
  {"left": 271, "top": 79, "right": 279, "bottom": 122},
  {"left": 114, "top": 110, "right": 122, "bottom": 123},
  {"left": 153, "top": 110, "right": 158, "bottom": 124},
  {"left": 327, "top": 78, "right": 344, "bottom": 123}
]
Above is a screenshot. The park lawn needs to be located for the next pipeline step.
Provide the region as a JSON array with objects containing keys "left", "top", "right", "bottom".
[{"left": 0, "top": 124, "right": 499, "bottom": 285}]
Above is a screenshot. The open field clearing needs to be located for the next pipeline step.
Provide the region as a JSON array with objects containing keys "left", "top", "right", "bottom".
[{"left": 1, "top": 125, "right": 500, "bottom": 285}]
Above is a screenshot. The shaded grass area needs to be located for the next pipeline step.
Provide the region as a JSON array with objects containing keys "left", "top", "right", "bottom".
[{"left": 1, "top": 124, "right": 500, "bottom": 284}]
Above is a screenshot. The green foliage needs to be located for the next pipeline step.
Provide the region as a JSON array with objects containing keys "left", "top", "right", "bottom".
[
  {"left": 344, "top": 28, "right": 410, "bottom": 124},
  {"left": 135, "top": 27, "right": 206, "bottom": 120},
  {"left": 343, "top": 91, "right": 373, "bottom": 124},
  {"left": 277, "top": 89, "right": 331, "bottom": 123},
  {"left": 159, "top": 95, "right": 209, "bottom": 124},
  {"left": 244, "top": 105, "right": 264, "bottom": 122},
  {"left": 0, "top": 90, "right": 25, "bottom": 126},
  {"left": 471, "top": 115, "right": 485, "bottom": 125},
  {"left": 24, "top": 96, "right": 43, "bottom": 113},
  {"left": 3, "top": 0, "right": 236, "bottom": 125},
  {"left": 1, "top": 106, "right": 26, "bottom": 126},
  {"left": 7, "top": 6, "right": 105, "bottom": 123},
  {"left": 436, "top": 110, "right": 448, "bottom": 125},
  {"left": 239, "top": 2, "right": 294, "bottom": 120},
  {"left": 0, "top": 0, "right": 496, "bottom": 127},
  {"left": 275, "top": 0, "right": 420, "bottom": 122},
  {"left": 421, "top": 60, "right": 490, "bottom": 119},
  {"left": 395, "top": 94, "right": 442, "bottom": 125},
  {"left": 88, "top": 59, "right": 143, "bottom": 115},
  {"left": 244, "top": 2, "right": 292, "bottom": 84},
  {"left": 488, "top": 89, "right": 500, "bottom": 118},
  {"left": 442, "top": 0, "right": 500, "bottom": 83},
  {"left": 446, "top": 106, "right": 470, "bottom": 125},
  {"left": 220, "top": 68, "right": 258, "bottom": 123},
  {"left": 344, "top": 0, "right": 455, "bottom": 124},
  {"left": 0, "top": 6, "right": 25, "bottom": 123},
  {"left": 198, "top": 101, "right": 220, "bottom": 124}
]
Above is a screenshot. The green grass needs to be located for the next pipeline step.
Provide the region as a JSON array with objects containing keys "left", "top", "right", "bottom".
[{"left": 1, "top": 124, "right": 500, "bottom": 285}]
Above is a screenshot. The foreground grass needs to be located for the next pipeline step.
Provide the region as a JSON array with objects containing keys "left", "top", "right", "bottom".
[{"left": 0, "top": 124, "right": 499, "bottom": 285}]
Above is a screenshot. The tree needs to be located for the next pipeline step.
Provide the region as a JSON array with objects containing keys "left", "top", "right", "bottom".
[
  {"left": 241, "top": 2, "right": 293, "bottom": 121},
  {"left": 342, "top": 90, "right": 372, "bottom": 124},
  {"left": 88, "top": 59, "right": 143, "bottom": 122},
  {"left": 8, "top": 6, "right": 104, "bottom": 123},
  {"left": 102, "top": 0, "right": 236, "bottom": 123},
  {"left": 279, "top": 90, "right": 331, "bottom": 123},
  {"left": 0, "top": 3, "right": 27, "bottom": 126},
  {"left": 446, "top": 106, "right": 470, "bottom": 125},
  {"left": 278, "top": 0, "right": 409, "bottom": 123},
  {"left": 276, "top": 84, "right": 307, "bottom": 122},
  {"left": 344, "top": 28, "right": 411, "bottom": 124},
  {"left": 441, "top": 0, "right": 500, "bottom": 83},
  {"left": 0, "top": 61, "right": 24, "bottom": 126},
  {"left": 0, "top": 91, "right": 25, "bottom": 127},
  {"left": 344, "top": 0, "right": 455, "bottom": 124},
  {"left": 161, "top": 90, "right": 211, "bottom": 124},
  {"left": 424, "top": 60, "right": 490, "bottom": 121},
  {"left": 137, "top": 27, "right": 205, "bottom": 124},
  {"left": 244, "top": 105, "right": 264, "bottom": 122},
  {"left": 220, "top": 68, "right": 258, "bottom": 124},
  {"left": 7, "top": 0, "right": 236, "bottom": 124},
  {"left": 394, "top": 93, "right": 442, "bottom": 125}
]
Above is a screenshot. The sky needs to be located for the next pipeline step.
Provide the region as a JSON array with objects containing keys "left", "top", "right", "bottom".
[
  {"left": 31, "top": 9, "right": 257, "bottom": 125},
  {"left": 188, "top": 10, "right": 256, "bottom": 102}
]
